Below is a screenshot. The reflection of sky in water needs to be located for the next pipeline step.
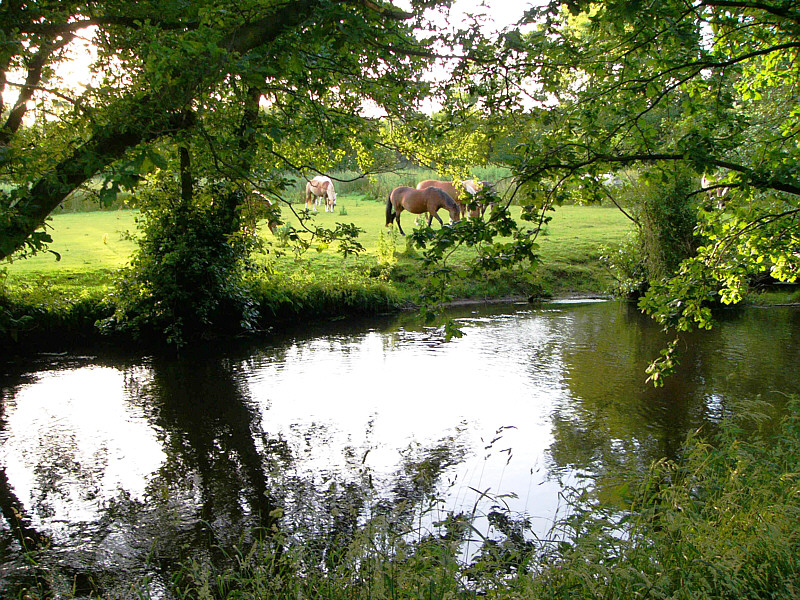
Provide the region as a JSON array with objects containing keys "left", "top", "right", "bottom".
[
  {"left": 0, "top": 308, "right": 574, "bottom": 550},
  {"left": 0, "top": 367, "right": 165, "bottom": 538},
  {"left": 247, "top": 310, "right": 569, "bottom": 530}
]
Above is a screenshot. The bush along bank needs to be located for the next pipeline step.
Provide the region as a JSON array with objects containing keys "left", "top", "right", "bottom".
[
  {"left": 1, "top": 273, "right": 408, "bottom": 351},
  {"left": 1, "top": 252, "right": 548, "bottom": 350}
]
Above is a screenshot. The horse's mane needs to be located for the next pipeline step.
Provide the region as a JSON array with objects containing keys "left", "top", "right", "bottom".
[{"left": 430, "top": 186, "right": 456, "bottom": 208}]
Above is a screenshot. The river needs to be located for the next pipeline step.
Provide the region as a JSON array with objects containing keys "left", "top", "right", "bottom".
[{"left": 1, "top": 299, "right": 798, "bottom": 597}]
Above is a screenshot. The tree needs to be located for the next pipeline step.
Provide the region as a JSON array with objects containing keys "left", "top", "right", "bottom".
[
  {"left": 0, "top": 0, "right": 446, "bottom": 262},
  {"left": 2, "top": 0, "right": 496, "bottom": 342},
  {"left": 465, "top": 0, "right": 800, "bottom": 382}
]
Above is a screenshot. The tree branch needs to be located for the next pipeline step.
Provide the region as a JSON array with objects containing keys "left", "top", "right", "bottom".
[
  {"left": 347, "top": 0, "right": 414, "bottom": 20},
  {"left": 525, "top": 149, "right": 800, "bottom": 197},
  {"left": 0, "top": 0, "right": 328, "bottom": 260},
  {"left": 17, "top": 15, "right": 200, "bottom": 36},
  {"left": 0, "top": 34, "right": 75, "bottom": 145},
  {"left": 701, "top": 0, "right": 800, "bottom": 25}
]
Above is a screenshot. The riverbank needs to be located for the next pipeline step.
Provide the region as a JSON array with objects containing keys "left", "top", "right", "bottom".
[
  {"left": 1, "top": 204, "right": 631, "bottom": 349},
  {"left": 3, "top": 202, "right": 797, "bottom": 350}
]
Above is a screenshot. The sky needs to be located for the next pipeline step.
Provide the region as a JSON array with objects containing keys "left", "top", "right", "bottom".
[{"left": 398, "top": 0, "right": 537, "bottom": 32}]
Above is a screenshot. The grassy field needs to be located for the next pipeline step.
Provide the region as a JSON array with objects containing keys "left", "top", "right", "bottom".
[
  {"left": 3, "top": 196, "right": 634, "bottom": 299},
  {"left": 5, "top": 210, "right": 138, "bottom": 273}
]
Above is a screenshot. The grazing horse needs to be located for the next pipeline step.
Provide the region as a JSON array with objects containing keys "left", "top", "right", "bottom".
[
  {"left": 416, "top": 179, "right": 495, "bottom": 219},
  {"left": 386, "top": 186, "right": 460, "bottom": 236},
  {"left": 701, "top": 174, "right": 730, "bottom": 209},
  {"left": 305, "top": 176, "right": 337, "bottom": 212}
]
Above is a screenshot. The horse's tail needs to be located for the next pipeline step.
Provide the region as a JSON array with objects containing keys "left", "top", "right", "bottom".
[{"left": 385, "top": 192, "right": 395, "bottom": 225}]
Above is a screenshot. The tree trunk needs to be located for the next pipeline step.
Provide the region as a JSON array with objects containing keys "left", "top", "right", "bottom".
[
  {"left": 0, "top": 113, "right": 186, "bottom": 259},
  {"left": 180, "top": 144, "right": 193, "bottom": 210},
  {"left": 0, "top": 0, "right": 319, "bottom": 261}
]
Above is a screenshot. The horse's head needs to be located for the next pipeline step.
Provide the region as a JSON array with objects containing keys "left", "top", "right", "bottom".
[
  {"left": 440, "top": 190, "right": 460, "bottom": 222},
  {"left": 322, "top": 180, "right": 336, "bottom": 203}
]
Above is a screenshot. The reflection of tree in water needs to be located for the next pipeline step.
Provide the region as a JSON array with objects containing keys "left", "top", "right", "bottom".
[
  {"left": 549, "top": 304, "right": 705, "bottom": 485},
  {"left": 1, "top": 323, "right": 471, "bottom": 596},
  {"left": 0, "top": 364, "right": 55, "bottom": 597},
  {"left": 5, "top": 304, "right": 793, "bottom": 595},
  {"left": 0, "top": 350, "right": 283, "bottom": 597},
  {"left": 125, "top": 352, "right": 284, "bottom": 582},
  {"left": 548, "top": 304, "right": 800, "bottom": 501},
  {"left": 126, "top": 346, "right": 472, "bottom": 584},
  {"left": 270, "top": 428, "right": 471, "bottom": 573},
  {"left": 386, "top": 438, "right": 470, "bottom": 518}
]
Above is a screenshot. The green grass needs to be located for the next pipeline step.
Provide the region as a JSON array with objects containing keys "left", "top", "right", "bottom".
[
  {"left": 3, "top": 198, "right": 633, "bottom": 299},
  {"left": 1, "top": 199, "right": 633, "bottom": 345},
  {"left": 7, "top": 209, "right": 138, "bottom": 273}
]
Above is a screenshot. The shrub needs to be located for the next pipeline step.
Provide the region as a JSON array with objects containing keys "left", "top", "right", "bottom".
[
  {"left": 102, "top": 177, "right": 262, "bottom": 346},
  {"left": 603, "top": 167, "right": 699, "bottom": 297},
  {"left": 525, "top": 399, "right": 800, "bottom": 599}
]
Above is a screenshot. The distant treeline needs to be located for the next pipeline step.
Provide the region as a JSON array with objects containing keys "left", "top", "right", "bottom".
[{"left": 11, "top": 166, "right": 514, "bottom": 214}]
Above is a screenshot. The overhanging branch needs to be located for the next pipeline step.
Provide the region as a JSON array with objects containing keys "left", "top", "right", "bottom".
[
  {"left": 0, "top": 0, "right": 326, "bottom": 260},
  {"left": 524, "top": 149, "right": 800, "bottom": 197}
]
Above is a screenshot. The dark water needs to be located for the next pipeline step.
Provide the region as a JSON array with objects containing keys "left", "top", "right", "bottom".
[{"left": 1, "top": 300, "right": 798, "bottom": 597}]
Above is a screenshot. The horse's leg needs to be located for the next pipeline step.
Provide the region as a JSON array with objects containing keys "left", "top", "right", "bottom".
[
  {"left": 396, "top": 210, "right": 405, "bottom": 235},
  {"left": 431, "top": 210, "right": 444, "bottom": 227}
]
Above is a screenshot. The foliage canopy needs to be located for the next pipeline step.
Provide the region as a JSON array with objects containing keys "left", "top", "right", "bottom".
[
  {"left": 0, "top": 0, "right": 446, "bottom": 260},
  {"left": 477, "top": 0, "right": 800, "bottom": 381}
]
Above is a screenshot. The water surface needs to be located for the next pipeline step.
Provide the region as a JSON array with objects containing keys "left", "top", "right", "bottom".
[{"left": 1, "top": 300, "right": 798, "bottom": 596}]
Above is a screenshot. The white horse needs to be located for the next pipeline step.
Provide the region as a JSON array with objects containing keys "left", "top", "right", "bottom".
[
  {"left": 701, "top": 174, "right": 730, "bottom": 209},
  {"left": 305, "top": 176, "right": 337, "bottom": 212}
]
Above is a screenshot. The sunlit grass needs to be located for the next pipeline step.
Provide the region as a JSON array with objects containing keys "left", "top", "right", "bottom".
[{"left": 7, "top": 210, "right": 139, "bottom": 273}]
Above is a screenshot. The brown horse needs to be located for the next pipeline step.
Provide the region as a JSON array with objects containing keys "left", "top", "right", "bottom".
[
  {"left": 416, "top": 179, "right": 494, "bottom": 219},
  {"left": 385, "top": 186, "right": 460, "bottom": 235},
  {"left": 305, "top": 176, "right": 337, "bottom": 212}
]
